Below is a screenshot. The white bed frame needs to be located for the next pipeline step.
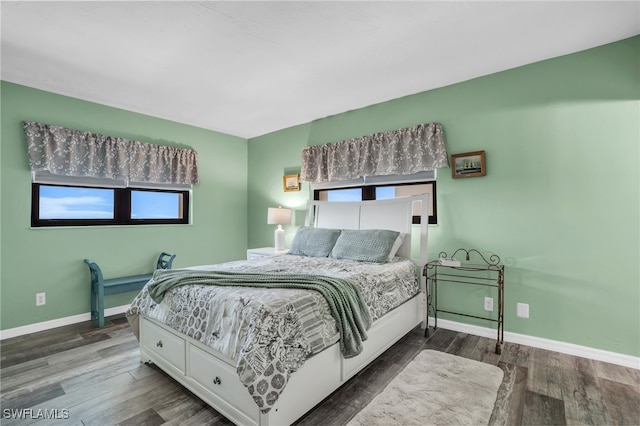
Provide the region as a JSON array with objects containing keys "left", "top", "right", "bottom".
[{"left": 139, "top": 195, "right": 429, "bottom": 426}]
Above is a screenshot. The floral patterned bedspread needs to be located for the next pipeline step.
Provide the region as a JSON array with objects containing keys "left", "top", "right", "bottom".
[{"left": 126, "top": 254, "right": 418, "bottom": 412}]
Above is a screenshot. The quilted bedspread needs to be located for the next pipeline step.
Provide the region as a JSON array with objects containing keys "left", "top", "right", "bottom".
[{"left": 126, "top": 254, "right": 418, "bottom": 413}]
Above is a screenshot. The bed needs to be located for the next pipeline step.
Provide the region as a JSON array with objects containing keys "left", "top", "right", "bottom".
[{"left": 126, "top": 195, "right": 429, "bottom": 426}]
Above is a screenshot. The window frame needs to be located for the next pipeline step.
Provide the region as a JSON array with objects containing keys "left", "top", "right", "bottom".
[
  {"left": 31, "top": 183, "right": 190, "bottom": 227},
  {"left": 313, "top": 180, "right": 438, "bottom": 225}
]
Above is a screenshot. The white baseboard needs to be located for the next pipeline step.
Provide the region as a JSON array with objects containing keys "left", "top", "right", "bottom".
[
  {"left": 1, "top": 308, "right": 638, "bottom": 370},
  {"left": 0, "top": 305, "right": 130, "bottom": 341},
  {"left": 429, "top": 317, "right": 640, "bottom": 370}
]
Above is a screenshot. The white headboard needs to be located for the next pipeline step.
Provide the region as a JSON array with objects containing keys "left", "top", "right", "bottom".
[{"left": 303, "top": 194, "right": 429, "bottom": 265}]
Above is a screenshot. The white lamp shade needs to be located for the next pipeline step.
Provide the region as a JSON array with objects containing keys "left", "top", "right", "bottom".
[{"left": 267, "top": 207, "right": 292, "bottom": 225}]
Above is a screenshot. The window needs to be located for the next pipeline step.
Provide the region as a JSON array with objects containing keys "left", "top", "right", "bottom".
[
  {"left": 314, "top": 181, "right": 437, "bottom": 224},
  {"left": 31, "top": 183, "right": 189, "bottom": 227}
]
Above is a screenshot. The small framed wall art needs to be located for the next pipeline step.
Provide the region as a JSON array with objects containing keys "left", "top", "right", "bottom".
[
  {"left": 451, "top": 150, "right": 486, "bottom": 179},
  {"left": 283, "top": 173, "right": 300, "bottom": 192}
]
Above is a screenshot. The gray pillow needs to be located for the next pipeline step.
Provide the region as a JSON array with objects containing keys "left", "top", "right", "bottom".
[
  {"left": 331, "top": 229, "right": 401, "bottom": 263},
  {"left": 289, "top": 227, "right": 342, "bottom": 257}
]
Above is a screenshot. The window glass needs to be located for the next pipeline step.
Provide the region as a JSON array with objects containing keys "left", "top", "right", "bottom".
[
  {"left": 374, "top": 186, "right": 395, "bottom": 200},
  {"left": 321, "top": 188, "right": 362, "bottom": 202},
  {"left": 32, "top": 184, "right": 189, "bottom": 227},
  {"left": 131, "top": 190, "right": 183, "bottom": 219},
  {"left": 315, "top": 181, "right": 437, "bottom": 224},
  {"left": 39, "top": 185, "right": 114, "bottom": 219}
]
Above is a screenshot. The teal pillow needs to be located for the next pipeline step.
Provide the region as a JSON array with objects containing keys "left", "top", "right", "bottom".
[
  {"left": 289, "top": 227, "right": 342, "bottom": 257},
  {"left": 331, "top": 229, "right": 401, "bottom": 263}
]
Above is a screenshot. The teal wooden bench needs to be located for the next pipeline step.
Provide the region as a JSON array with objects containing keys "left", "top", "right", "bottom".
[{"left": 84, "top": 252, "right": 176, "bottom": 327}]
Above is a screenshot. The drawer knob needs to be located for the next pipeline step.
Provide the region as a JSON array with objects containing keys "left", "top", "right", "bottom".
[
  {"left": 156, "top": 340, "right": 163, "bottom": 348},
  {"left": 213, "top": 376, "right": 222, "bottom": 385}
]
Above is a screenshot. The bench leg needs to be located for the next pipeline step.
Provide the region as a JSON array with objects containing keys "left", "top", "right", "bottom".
[
  {"left": 91, "top": 282, "right": 99, "bottom": 327},
  {"left": 95, "top": 284, "right": 105, "bottom": 328}
]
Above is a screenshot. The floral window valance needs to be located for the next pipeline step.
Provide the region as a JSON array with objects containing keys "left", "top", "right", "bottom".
[
  {"left": 23, "top": 121, "right": 199, "bottom": 186},
  {"left": 300, "top": 122, "right": 448, "bottom": 183}
]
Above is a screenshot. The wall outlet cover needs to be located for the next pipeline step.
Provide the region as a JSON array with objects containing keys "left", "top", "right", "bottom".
[
  {"left": 36, "top": 292, "right": 46, "bottom": 306},
  {"left": 517, "top": 302, "right": 529, "bottom": 318},
  {"left": 484, "top": 297, "right": 494, "bottom": 311}
]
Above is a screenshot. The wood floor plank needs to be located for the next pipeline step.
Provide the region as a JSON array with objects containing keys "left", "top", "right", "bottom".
[
  {"left": 500, "top": 342, "right": 531, "bottom": 368},
  {"left": 447, "top": 332, "right": 481, "bottom": 359},
  {"left": 470, "top": 336, "right": 502, "bottom": 366},
  {"left": 159, "top": 405, "right": 233, "bottom": 426},
  {"left": 591, "top": 358, "right": 640, "bottom": 388},
  {"left": 295, "top": 397, "right": 359, "bottom": 426},
  {"left": 522, "top": 390, "right": 566, "bottom": 425},
  {"left": 489, "top": 362, "right": 528, "bottom": 426},
  {"left": 445, "top": 332, "right": 471, "bottom": 355},
  {"left": 152, "top": 388, "right": 210, "bottom": 422},
  {"left": 60, "top": 351, "right": 142, "bottom": 394},
  {"left": 1, "top": 334, "right": 111, "bottom": 369},
  {"left": 1, "top": 347, "right": 139, "bottom": 396},
  {"left": 129, "top": 361, "right": 163, "bottom": 381},
  {"left": 117, "top": 408, "right": 165, "bottom": 426},
  {"left": 2, "top": 315, "right": 639, "bottom": 426},
  {"left": 343, "top": 357, "right": 400, "bottom": 397},
  {"left": 527, "top": 348, "right": 564, "bottom": 400},
  {"left": 63, "top": 370, "right": 178, "bottom": 425},
  {"left": 560, "top": 356, "right": 612, "bottom": 425},
  {"left": 0, "top": 382, "right": 66, "bottom": 411},
  {"left": 0, "top": 370, "right": 139, "bottom": 426},
  {"left": 96, "top": 337, "right": 140, "bottom": 358},
  {"left": 0, "top": 357, "right": 49, "bottom": 380},
  {"left": 423, "top": 327, "right": 458, "bottom": 351},
  {"left": 599, "top": 377, "right": 640, "bottom": 425}
]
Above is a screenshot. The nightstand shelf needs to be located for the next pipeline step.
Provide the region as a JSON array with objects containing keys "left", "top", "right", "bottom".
[
  {"left": 423, "top": 248, "right": 504, "bottom": 354},
  {"left": 246, "top": 247, "right": 289, "bottom": 260}
]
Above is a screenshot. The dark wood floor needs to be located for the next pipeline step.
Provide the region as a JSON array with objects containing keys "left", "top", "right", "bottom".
[{"left": 1, "top": 315, "right": 638, "bottom": 425}]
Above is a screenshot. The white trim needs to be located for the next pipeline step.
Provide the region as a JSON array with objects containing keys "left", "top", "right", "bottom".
[
  {"left": 32, "top": 171, "right": 191, "bottom": 191},
  {"left": 311, "top": 170, "right": 436, "bottom": 191},
  {"left": 429, "top": 317, "right": 640, "bottom": 370},
  {"left": 0, "top": 305, "right": 130, "bottom": 340},
  {"left": 1, "top": 307, "right": 637, "bottom": 371},
  {"left": 32, "top": 170, "right": 127, "bottom": 188}
]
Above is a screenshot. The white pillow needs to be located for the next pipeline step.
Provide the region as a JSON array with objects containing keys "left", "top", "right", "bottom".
[{"left": 387, "top": 233, "right": 406, "bottom": 261}]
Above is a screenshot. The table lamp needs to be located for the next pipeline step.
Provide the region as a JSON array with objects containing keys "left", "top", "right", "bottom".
[{"left": 267, "top": 206, "right": 292, "bottom": 251}]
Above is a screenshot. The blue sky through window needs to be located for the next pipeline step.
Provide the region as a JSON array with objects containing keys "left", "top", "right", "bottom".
[
  {"left": 39, "top": 186, "right": 114, "bottom": 219},
  {"left": 39, "top": 186, "right": 181, "bottom": 219},
  {"left": 326, "top": 188, "right": 361, "bottom": 201},
  {"left": 324, "top": 186, "right": 397, "bottom": 202},
  {"left": 131, "top": 191, "right": 181, "bottom": 219},
  {"left": 375, "top": 187, "right": 395, "bottom": 199}
]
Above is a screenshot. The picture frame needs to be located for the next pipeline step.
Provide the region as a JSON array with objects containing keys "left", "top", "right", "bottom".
[
  {"left": 283, "top": 173, "right": 300, "bottom": 192},
  {"left": 451, "top": 150, "right": 486, "bottom": 179}
]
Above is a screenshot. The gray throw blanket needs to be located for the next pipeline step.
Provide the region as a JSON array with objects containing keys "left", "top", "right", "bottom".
[{"left": 147, "top": 268, "right": 372, "bottom": 358}]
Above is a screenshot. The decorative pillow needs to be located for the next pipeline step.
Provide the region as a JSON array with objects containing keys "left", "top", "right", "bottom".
[
  {"left": 289, "top": 226, "right": 342, "bottom": 257},
  {"left": 331, "top": 229, "right": 401, "bottom": 263},
  {"left": 387, "top": 233, "right": 406, "bottom": 261}
]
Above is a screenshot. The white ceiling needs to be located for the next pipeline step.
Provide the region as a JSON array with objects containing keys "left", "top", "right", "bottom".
[{"left": 2, "top": 1, "right": 639, "bottom": 139}]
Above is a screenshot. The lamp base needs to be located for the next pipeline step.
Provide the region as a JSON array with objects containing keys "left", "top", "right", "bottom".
[{"left": 274, "top": 225, "right": 285, "bottom": 251}]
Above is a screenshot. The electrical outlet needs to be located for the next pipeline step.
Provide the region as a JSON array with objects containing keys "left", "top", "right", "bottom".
[
  {"left": 484, "top": 297, "right": 493, "bottom": 312},
  {"left": 36, "top": 292, "right": 46, "bottom": 306},
  {"left": 517, "top": 302, "right": 529, "bottom": 318}
]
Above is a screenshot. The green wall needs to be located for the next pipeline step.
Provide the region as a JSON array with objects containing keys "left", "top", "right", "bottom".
[
  {"left": 248, "top": 36, "right": 640, "bottom": 357},
  {"left": 2, "top": 36, "right": 638, "bottom": 358},
  {"left": 0, "top": 82, "right": 248, "bottom": 330},
  {"left": 247, "top": 123, "right": 312, "bottom": 249}
]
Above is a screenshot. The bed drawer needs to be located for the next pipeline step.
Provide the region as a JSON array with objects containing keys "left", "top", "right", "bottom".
[
  {"left": 188, "top": 345, "right": 256, "bottom": 418},
  {"left": 140, "top": 318, "right": 186, "bottom": 374}
]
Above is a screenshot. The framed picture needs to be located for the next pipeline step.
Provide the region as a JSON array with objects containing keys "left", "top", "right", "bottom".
[
  {"left": 283, "top": 173, "right": 300, "bottom": 192},
  {"left": 451, "top": 150, "right": 486, "bottom": 178}
]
